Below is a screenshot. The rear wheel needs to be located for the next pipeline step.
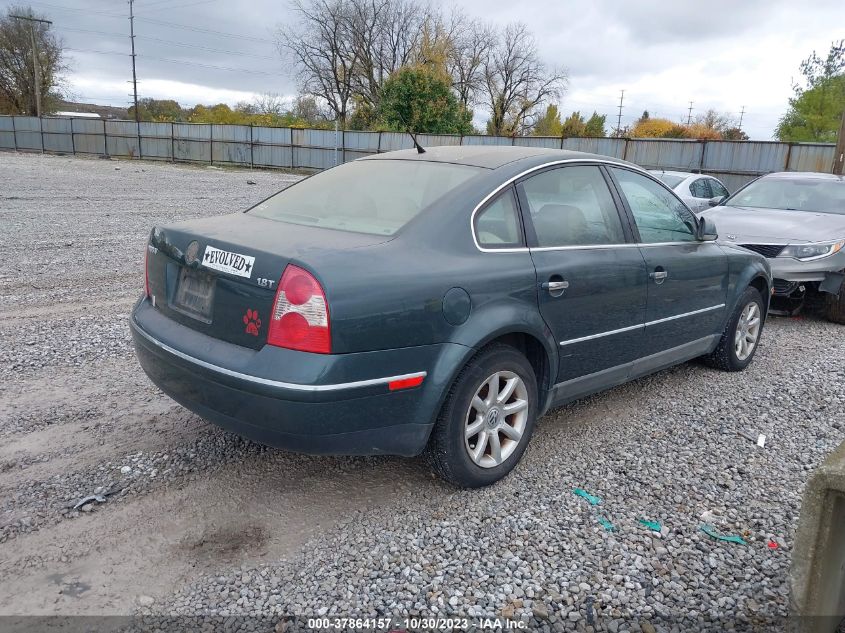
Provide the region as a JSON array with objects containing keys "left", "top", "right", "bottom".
[
  {"left": 703, "top": 287, "right": 765, "bottom": 371},
  {"left": 426, "top": 344, "right": 538, "bottom": 488},
  {"left": 823, "top": 278, "right": 845, "bottom": 324}
]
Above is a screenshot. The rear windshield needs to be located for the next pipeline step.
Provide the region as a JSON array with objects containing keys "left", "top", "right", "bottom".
[
  {"left": 651, "top": 172, "right": 685, "bottom": 188},
  {"left": 726, "top": 177, "right": 845, "bottom": 215},
  {"left": 250, "top": 159, "right": 483, "bottom": 235}
]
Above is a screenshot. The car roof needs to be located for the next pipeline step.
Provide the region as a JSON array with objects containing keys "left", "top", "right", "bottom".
[
  {"left": 648, "top": 169, "right": 721, "bottom": 180},
  {"left": 361, "top": 145, "right": 638, "bottom": 170},
  {"left": 760, "top": 171, "right": 845, "bottom": 182}
]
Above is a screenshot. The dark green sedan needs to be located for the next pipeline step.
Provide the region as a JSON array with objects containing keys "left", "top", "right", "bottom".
[{"left": 131, "top": 146, "right": 771, "bottom": 488}]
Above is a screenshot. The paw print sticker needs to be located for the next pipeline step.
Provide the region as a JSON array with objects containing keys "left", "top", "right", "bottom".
[{"left": 243, "top": 309, "right": 261, "bottom": 336}]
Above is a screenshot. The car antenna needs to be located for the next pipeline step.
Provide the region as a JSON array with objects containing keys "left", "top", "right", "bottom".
[
  {"left": 408, "top": 129, "right": 426, "bottom": 154},
  {"left": 396, "top": 112, "right": 425, "bottom": 153}
]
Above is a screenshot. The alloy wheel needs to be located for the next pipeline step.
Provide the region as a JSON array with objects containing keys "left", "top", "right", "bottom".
[
  {"left": 735, "top": 301, "right": 761, "bottom": 361},
  {"left": 464, "top": 371, "right": 529, "bottom": 468}
]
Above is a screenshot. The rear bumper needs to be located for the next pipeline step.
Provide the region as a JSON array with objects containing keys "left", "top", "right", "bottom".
[{"left": 130, "top": 297, "right": 468, "bottom": 456}]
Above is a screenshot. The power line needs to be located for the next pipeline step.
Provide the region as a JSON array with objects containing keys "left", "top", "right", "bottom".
[
  {"left": 133, "top": 16, "right": 273, "bottom": 43},
  {"left": 136, "top": 0, "right": 219, "bottom": 11},
  {"left": 9, "top": 0, "right": 125, "bottom": 19},
  {"left": 58, "top": 26, "right": 276, "bottom": 60},
  {"left": 65, "top": 46, "right": 130, "bottom": 56},
  {"left": 61, "top": 26, "right": 126, "bottom": 37},
  {"left": 140, "top": 55, "right": 281, "bottom": 76},
  {"left": 137, "top": 36, "right": 276, "bottom": 60}
]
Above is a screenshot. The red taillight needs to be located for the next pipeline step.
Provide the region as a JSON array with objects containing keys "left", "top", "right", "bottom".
[
  {"left": 267, "top": 264, "right": 331, "bottom": 354},
  {"left": 144, "top": 246, "right": 150, "bottom": 298}
]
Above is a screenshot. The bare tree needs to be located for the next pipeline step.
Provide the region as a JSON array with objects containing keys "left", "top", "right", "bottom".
[
  {"left": 348, "top": 0, "right": 431, "bottom": 108},
  {"left": 0, "top": 5, "right": 66, "bottom": 115},
  {"left": 278, "top": 0, "right": 436, "bottom": 119},
  {"left": 446, "top": 14, "right": 494, "bottom": 108},
  {"left": 693, "top": 108, "right": 737, "bottom": 135},
  {"left": 291, "top": 94, "right": 326, "bottom": 122},
  {"left": 277, "top": 0, "right": 359, "bottom": 124},
  {"left": 253, "top": 91, "right": 286, "bottom": 116},
  {"left": 277, "top": 1, "right": 564, "bottom": 134},
  {"left": 482, "top": 23, "right": 566, "bottom": 136}
]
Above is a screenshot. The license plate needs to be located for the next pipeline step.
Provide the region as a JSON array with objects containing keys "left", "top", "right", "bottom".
[{"left": 172, "top": 268, "right": 215, "bottom": 322}]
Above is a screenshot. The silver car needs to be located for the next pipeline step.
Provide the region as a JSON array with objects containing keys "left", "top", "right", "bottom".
[
  {"left": 700, "top": 172, "right": 845, "bottom": 322},
  {"left": 649, "top": 170, "right": 730, "bottom": 213}
]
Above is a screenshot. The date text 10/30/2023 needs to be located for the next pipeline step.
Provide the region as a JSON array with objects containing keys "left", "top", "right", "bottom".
[{"left": 306, "top": 617, "right": 527, "bottom": 630}]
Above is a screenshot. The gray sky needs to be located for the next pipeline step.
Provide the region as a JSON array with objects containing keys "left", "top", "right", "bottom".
[{"left": 8, "top": 0, "right": 845, "bottom": 139}]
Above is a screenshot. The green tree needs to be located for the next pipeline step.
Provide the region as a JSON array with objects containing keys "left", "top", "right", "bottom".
[
  {"left": 723, "top": 127, "right": 749, "bottom": 141},
  {"left": 532, "top": 104, "right": 562, "bottom": 136},
  {"left": 186, "top": 103, "right": 248, "bottom": 124},
  {"left": 584, "top": 111, "right": 606, "bottom": 137},
  {"left": 0, "top": 5, "right": 67, "bottom": 115},
  {"left": 128, "top": 98, "right": 184, "bottom": 122},
  {"left": 377, "top": 65, "right": 472, "bottom": 134},
  {"left": 776, "top": 40, "right": 845, "bottom": 142},
  {"left": 560, "top": 111, "right": 586, "bottom": 138}
]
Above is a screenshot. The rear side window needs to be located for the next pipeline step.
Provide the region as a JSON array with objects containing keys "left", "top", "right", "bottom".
[
  {"left": 689, "top": 178, "right": 711, "bottom": 198},
  {"left": 611, "top": 168, "right": 697, "bottom": 243},
  {"left": 474, "top": 189, "right": 522, "bottom": 248},
  {"left": 251, "top": 160, "right": 482, "bottom": 236},
  {"left": 520, "top": 166, "right": 626, "bottom": 247}
]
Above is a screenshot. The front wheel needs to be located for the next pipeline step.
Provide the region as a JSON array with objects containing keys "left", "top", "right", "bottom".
[
  {"left": 703, "top": 287, "right": 765, "bottom": 371},
  {"left": 426, "top": 344, "right": 538, "bottom": 488}
]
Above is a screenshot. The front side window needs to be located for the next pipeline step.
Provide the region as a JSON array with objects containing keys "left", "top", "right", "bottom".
[
  {"left": 690, "top": 178, "right": 711, "bottom": 198},
  {"left": 611, "top": 168, "right": 698, "bottom": 243},
  {"left": 520, "top": 166, "right": 626, "bottom": 247},
  {"left": 251, "top": 159, "right": 483, "bottom": 235},
  {"left": 474, "top": 189, "right": 522, "bottom": 248}
]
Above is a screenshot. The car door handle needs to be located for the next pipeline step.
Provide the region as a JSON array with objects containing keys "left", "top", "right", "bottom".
[
  {"left": 649, "top": 270, "right": 668, "bottom": 284},
  {"left": 541, "top": 280, "right": 569, "bottom": 295}
]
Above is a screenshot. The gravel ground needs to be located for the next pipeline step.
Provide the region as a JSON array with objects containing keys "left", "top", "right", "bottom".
[{"left": 1, "top": 151, "right": 843, "bottom": 630}]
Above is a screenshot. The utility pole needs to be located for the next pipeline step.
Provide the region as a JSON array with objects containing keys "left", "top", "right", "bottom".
[
  {"left": 834, "top": 108, "right": 845, "bottom": 176},
  {"left": 686, "top": 101, "right": 694, "bottom": 125},
  {"left": 738, "top": 105, "right": 746, "bottom": 131},
  {"left": 128, "top": 0, "right": 139, "bottom": 122},
  {"left": 616, "top": 90, "right": 625, "bottom": 137},
  {"left": 11, "top": 14, "right": 52, "bottom": 118}
]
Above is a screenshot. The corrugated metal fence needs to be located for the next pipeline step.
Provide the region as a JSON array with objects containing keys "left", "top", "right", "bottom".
[{"left": 0, "top": 115, "right": 837, "bottom": 191}]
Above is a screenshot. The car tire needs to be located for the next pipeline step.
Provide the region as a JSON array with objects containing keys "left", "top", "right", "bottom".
[
  {"left": 703, "top": 287, "right": 765, "bottom": 372},
  {"left": 426, "top": 343, "right": 538, "bottom": 488},
  {"left": 823, "top": 279, "right": 845, "bottom": 324}
]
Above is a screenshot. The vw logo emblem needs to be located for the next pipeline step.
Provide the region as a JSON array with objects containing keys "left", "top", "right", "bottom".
[
  {"left": 185, "top": 240, "right": 200, "bottom": 265},
  {"left": 486, "top": 408, "right": 500, "bottom": 428}
]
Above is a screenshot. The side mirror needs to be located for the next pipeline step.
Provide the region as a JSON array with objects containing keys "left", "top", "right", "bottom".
[
  {"left": 698, "top": 216, "right": 718, "bottom": 241},
  {"left": 707, "top": 196, "right": 725, "bottom": 207}
]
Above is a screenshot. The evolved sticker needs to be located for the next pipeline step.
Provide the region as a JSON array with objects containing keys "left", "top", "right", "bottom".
[{"left": 201, "top": 245, "right": 255, "bottom": 278}]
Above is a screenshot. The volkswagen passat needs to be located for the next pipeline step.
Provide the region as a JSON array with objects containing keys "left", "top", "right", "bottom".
[{"left": 131, "top": 147, "right": 771, "bottom": 488}]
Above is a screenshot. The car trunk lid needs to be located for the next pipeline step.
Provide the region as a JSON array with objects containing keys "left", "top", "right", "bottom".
[{"left": 146, "top": 213, "right": 390, "bottom": 350}]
